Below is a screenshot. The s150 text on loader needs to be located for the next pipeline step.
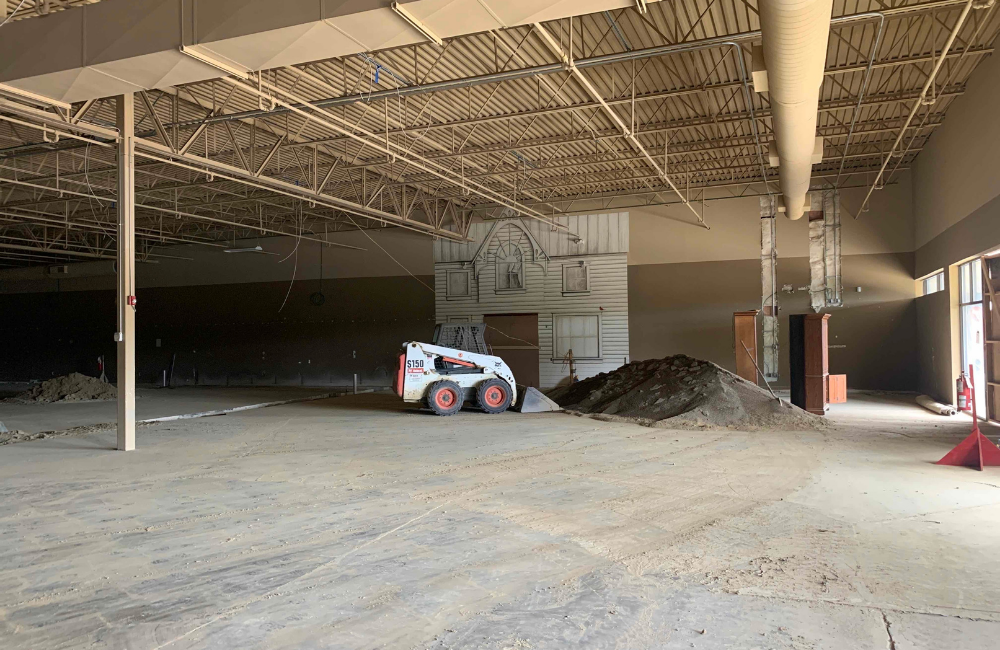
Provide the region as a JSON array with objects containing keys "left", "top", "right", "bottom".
[{"left": 393, "top": 323, "right": 561, "bottom": 416}]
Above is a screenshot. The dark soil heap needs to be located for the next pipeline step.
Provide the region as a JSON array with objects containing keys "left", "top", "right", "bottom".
[
  {"left": 549, "top": 354, "right": 824, "bottom": 430},
  {"left": 5, "top": 373, "right": 117, "bottom": 404}
]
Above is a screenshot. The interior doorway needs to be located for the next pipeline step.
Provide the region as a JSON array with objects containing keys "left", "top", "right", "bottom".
[
  {"left": 483, "top": 314, "right": 540, "bottom": 388},
  {"left": 959, "top": 258, "right": 986, "bottom": 417}
]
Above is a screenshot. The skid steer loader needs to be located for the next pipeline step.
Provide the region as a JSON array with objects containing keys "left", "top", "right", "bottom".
[{"left": 393, "top": 323, "right": 560, "bottom": 416}]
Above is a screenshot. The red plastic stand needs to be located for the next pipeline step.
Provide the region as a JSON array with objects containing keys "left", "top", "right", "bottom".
[{"left": 937, "top": 365, "right": 1000, "bottom": 471}]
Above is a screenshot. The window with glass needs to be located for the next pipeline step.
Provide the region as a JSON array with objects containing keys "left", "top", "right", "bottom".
[
  {"left": 959, "top": 259, "right": 986, "bottom": 416},
  {"left": 562, "top": 263, "right": 590, "bottom": 294},
  {"left": 446, "top": 270, "right": 471, "bottom": 298},
  {"left": 922, "top": 271, "right": 945, "bottom": 296},
  {"left": 553, "top": 314, "right": 600, "bottom": 359}
]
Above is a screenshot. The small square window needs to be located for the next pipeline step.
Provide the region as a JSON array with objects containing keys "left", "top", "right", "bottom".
[
  {"left": 446, "top": 270, "right": 471, "bottom": 298},
  {"left": 563, "top": 263, "right": 590, "bottom": 294}
]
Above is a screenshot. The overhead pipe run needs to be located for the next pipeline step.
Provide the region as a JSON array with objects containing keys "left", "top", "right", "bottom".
[
  {"left": 533, "top": 22, "right": 715, "bottom": 229},
  {"left": 757, "top": 0, "right": 834, "bottom": 220},
  {"left": 857, "top": 0, "right": 980, "bottom": 217}
]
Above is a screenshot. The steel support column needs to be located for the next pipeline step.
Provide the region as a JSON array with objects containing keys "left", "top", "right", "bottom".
[
  {"left": 760, "top": 196, "right": 779, "bottom": 383},
  {"left": 116, "top": 94, "right": 136, "bottom": 451}
]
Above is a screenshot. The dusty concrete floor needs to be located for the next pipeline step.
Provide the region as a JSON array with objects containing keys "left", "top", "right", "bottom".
[
  {"left": 0, "top": 386, "right": 342, "bottom": 433},
  {"left": 0, "top": 391, "right": 998, "bottom": 649}
]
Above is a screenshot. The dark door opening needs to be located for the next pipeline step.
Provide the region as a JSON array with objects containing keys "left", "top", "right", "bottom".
[{"left": 483, "top": 314, "right": 540, "bottom": 388}]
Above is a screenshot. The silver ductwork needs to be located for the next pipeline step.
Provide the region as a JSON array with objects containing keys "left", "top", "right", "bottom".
[{"left": 758, "top": 0, "right": 833, "bottom": 220}]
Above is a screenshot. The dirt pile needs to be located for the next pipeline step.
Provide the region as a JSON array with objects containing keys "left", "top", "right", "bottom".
[
  {"left": 6, "top": 373, "right": 117, "bottom": 404},
  {"left": 549, "top": 354, "right": 824, "bottom": 430}
]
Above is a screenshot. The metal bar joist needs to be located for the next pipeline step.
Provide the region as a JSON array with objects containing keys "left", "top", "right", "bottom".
[{"left": 116, "top": 94, "right": 136, "bottom": 452}]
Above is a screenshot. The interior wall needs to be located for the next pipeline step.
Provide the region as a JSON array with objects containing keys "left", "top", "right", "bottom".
[
  {"left": 629, "top": 174, "right": 914, "bottom": 265},
  {"left": 1, "top": 167, "right": 921, "bottom": 391},
  {"left": 0, "top": 229, "right": 436, "bottom": 386},
  {"left": 911, "top": 51, "right": 1000, "bottom": 403},
  {"left": 916, "top": 279, "right": 958, "bottom": 403},
  {"left": 913, "top": 50, "right": 1000, "bottom": 255},
  {"left": 626, "top": 176, "right": 917, "bottom": 390},
  {"left": 0, "top": 227, "right": 433, "bottom": 294},
  {"left": 629, "top": 253, "right": 917, "bottom": 390},
  {"left": 0, "top": 274, "right": 436, "bottom": 387}
]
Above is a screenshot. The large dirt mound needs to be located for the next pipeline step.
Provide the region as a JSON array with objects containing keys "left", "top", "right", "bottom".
[
  {"left": 549, "top": 354, "right": 824, "bottom": 430},
  {"left": 6, "top": 373, "right": 117, "bottom": 404}
]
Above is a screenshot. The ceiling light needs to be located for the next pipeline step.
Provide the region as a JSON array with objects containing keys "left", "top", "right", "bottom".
[
  {"left": 223, "top": 245, "right": 277, "bottom": 255},
  {"left": 391, "top": 2, "right": 444, "bottom": 46}
]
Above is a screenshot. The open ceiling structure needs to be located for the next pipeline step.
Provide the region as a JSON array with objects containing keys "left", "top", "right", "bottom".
[{"left": 1, "top": 0, "right": 998, "bottom": 268}]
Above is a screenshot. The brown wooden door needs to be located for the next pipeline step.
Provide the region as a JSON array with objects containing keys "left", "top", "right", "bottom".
[
  {"left": 733, "top": 310, "right": 759, "bottom": 384},
  {"left": 483, "top": 314, "right": 540, "bottom": 388}
]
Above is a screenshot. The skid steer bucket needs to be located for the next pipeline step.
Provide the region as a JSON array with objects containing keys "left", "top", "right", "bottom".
[{"left": 513, "top": 386, "right": 562, "bottom": 413}]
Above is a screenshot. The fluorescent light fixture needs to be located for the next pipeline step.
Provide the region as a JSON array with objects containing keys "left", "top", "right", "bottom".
[
  {"left": 635, "top": 0, "right": 649, "bottom": 14},
  {"left": 223, "top": 245, "right": 278, "bottom": 255},
  {"left": 391, "top": 2, "right": 444, "bottom": 46},
  {"left": 179, "top": 45, "right": 252, "bottom": 80},
  {"left": 0, "top": 82, "right": 71, "bottom": 111}
]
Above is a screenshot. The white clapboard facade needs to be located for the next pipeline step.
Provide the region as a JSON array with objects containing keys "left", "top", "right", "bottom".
[{"left": 433, "top": 213, "right": 629, "bottom": 388}]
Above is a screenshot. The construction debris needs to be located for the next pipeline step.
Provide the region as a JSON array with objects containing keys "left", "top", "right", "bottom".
[
  {"left": 549, "top": 354, "right": 824, "bottom": 430},
  {"left": 916, "top": 395, "right": 957, "bottom": 416},
  {"left": 0, "top": 430, "right": 46, "bottom": 445},
  {"left": 5, "top": 373, "right": 118, "bottom": 404}
]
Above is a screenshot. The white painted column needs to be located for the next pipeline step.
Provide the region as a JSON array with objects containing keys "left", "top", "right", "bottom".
[{"left": 116, "top": 94, "right": 136, "bottom": 451}]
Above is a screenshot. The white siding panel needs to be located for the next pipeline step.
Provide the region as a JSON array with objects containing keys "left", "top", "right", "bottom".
[
  {"left": 436, "top": 212, "right": 629, "bottom": 263},
  {"left": 434, "top": 214, "right": 628, "bottom": 388}
]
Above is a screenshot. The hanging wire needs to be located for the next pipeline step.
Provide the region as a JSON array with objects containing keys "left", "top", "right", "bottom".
[
  {"left": 277, "top": 205, "right": 302, "bottom": 312},
  {"left": 342, "top": 213, "right": 434, "bottom": 292},
  {"left": 0, "top": 0, "right": 29, "bottom": 28}
]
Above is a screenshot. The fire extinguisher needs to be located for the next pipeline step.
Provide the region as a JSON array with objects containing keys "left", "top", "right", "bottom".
[{"left": 957, "top": 371, "right": 971, "bottom": 411}]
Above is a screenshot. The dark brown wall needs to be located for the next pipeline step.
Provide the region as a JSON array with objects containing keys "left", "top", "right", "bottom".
[
  {"left": 0, "top": 275, "right": 436, "bottom": 387},
  {"left": 628, "top": 252, "right": 918, "bottom": 390},
  {"left": 915, "top": 191, "right": 1000, "bottom": 278},
  {"left": 916, "top": 288, "right": 955, "bottom": 403},
  {"left": 913, "top": 193, "right": 1000, "bottom": 402},
  {"left": 3, "top": 255, "right": 919, "bottom": 391}
]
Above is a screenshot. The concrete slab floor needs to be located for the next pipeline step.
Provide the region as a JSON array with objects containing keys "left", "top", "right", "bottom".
[
  {"left": 0, "top": 386, "right": 347, "bottom": 434},
  {"left": 0, "top": 391, "right": 998, "bottom": 649}
]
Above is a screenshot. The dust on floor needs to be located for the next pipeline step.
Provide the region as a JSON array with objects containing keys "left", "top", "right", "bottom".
[{"left": 0, "top": 392, "right": 997, "bottom": 649}]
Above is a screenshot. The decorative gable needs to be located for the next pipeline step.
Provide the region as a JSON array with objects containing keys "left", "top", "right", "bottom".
[{"left": 467, "top": 220, "right": 549, "bottom": 283}]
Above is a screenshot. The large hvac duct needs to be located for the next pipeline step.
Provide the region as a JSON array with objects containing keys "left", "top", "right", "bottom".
[{"left": 758, "top": 0, "right": 833, "bottom": 220}]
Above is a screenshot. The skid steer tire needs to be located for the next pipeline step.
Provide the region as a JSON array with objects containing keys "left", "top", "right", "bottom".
[
  {"left": 477, "top": 378, "right": 513, "bottom": 414},
  {"left": 426, "top": 380, "right": 464, "bottom": 416}
]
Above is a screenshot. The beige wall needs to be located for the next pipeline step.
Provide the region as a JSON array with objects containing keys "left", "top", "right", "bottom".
[
  {"left": 913, "top": 51, "right": 1000, "bottom": 251},
  {"left": 0, "top": 227, "right": 433, "bottom": 294},
  {"left": 628, "top": 175, "right": 913, "bottom": 266},
  {"left": 910, "top": 52, "right": 1000, "bottom": 403},
  {"left": 629, "top": 253, "right": 917, "bottom": 390}
]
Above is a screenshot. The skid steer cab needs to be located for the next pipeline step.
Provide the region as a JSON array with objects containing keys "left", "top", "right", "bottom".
[{"left": 393, "top": 323, "right": 517, "bottom": 415}]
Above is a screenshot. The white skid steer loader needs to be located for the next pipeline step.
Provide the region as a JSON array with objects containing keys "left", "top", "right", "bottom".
[{"left": 393, "top": 323, "right": 561, "bottom": 416}]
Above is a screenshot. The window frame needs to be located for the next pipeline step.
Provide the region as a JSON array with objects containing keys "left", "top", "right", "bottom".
[
  {"left": 562, "top": 262, "right": 591, "bottom": 295},
  {"left": 958, "top": 258, "right": 985, "bottom": 417},
  {"left": 445, "top": 269, "right": 472, "bottom": 299},
  {"left": 922, "top": 271, "right": 945, "bottom": 296},
  {"left": 494, "top": 243, "right": 527, "bottom": 293},
  {"left": 551, "top": 313, "right": 602, "bottom": 361}
]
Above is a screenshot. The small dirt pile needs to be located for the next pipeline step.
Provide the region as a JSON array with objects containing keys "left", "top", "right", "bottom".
[
  {"left": 5, "top": 373, "right": 117, "bottom": 404},
  {"left": 549, "top": 354, "right": 824, "bottom": 430}
]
